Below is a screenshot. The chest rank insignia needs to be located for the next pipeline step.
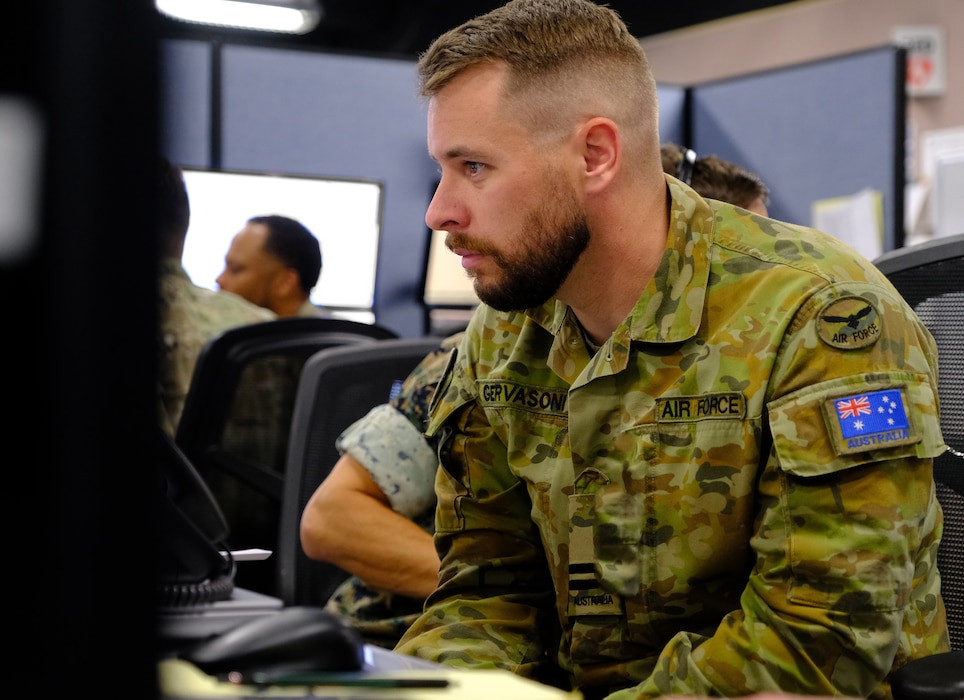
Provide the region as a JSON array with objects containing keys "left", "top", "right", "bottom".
[{"left": 817, "top": 296, "right": 881, "bottom": 350}]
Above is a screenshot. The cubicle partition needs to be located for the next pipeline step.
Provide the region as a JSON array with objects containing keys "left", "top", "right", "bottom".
[
  {"left": 161, "top": 40, "right": 906, "bottom": 336},
  {"left": 656, "top": 83, "right": 688, "bottom": 147},
  {"left": 161, "top": 39, "right": 212, "bottom": 169},
  {"left": 688, "top": 45, "right": 906, "bottom": 253}
]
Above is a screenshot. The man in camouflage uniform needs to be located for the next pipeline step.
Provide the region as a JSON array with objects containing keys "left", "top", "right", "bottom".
[
  {"left": 393, "top": 1, "right": 949, "bottom": 698},
  {"left": 157, "top": 157, "right": 275, "bottom": 436},
  {"left": 303, "top": 149, "right": 770, "bottom": 652},
  {"left": 301, "top": 332, "right": 463, "bottom": 648},
  {"left": 158, "top": 158, "right": 288, "bottom": 595}
]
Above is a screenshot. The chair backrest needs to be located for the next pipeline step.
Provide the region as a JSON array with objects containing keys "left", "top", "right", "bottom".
[
  {"left": 277, "top": 336, "right": 444, "bottom": 607},
  {"left": 874, "top": 233, "right": 964, "bottom": 650},
  {"left": 173, "top": 316, "right": 397, "bottom": 595}
]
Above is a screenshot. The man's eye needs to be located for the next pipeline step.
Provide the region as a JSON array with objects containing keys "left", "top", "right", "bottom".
[{"left": 466, "top": 161, "right": 485, "bottom": 175}]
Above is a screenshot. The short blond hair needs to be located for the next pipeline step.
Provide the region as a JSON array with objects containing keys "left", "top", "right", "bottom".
[{"left": 418, "top": 0, "right": 658, "bottom": 152}]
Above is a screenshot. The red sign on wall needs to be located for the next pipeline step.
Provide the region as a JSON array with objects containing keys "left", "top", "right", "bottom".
[{"left": 892, "top": 26, "right": 946, "bottom": 97}]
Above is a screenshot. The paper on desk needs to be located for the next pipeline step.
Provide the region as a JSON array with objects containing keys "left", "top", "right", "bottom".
[
  {"left": 158, "top": 659, "right": 584, "bottom": 699},
  {"left": 811, "top": 188, "right": 883, "bottom": 261},
  {"left": 219, "top": 548, "right": 272, "bottom": 562}
]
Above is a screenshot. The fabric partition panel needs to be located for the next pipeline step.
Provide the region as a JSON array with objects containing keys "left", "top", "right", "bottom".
[
  {"left": 160, "top": 39, "right": 212, "bottom": 169},
  {"left": 656, "top": 83, "right": 688, "bottom": 147},
  {"left": 689, "top": 46, "right": 905, "bottom": 253}
]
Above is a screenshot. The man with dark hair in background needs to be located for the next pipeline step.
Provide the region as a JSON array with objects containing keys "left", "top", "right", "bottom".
[
  {"left": 217, "top": 214, "right": 326, "bottom": 318},
  {"left": 660, "top": 142, "right": 770, "bottom": 217}
]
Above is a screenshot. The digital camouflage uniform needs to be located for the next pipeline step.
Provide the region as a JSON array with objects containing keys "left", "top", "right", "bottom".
[
  {"left": 157, "top": 259, "right": 275, "bottom": 435},
  {"left": 324, "top": 332, "right": 463, "bottom": 649},
  {"left": 158, "top": 259, "right": 290, "bottom": 580},
  {"left": 395, "top": 177, "right": 949, "bottom": 699}
]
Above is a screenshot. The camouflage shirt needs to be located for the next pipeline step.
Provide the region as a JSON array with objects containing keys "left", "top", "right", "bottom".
[
  {"left": 324, "top": 332, "right": 463, "bottom": 648},
  {"left": 157, "top": 259, "right": 275, "bottom": 434},
  {"left": 395, "top": 178, "right": 949, "bottom": 699}
]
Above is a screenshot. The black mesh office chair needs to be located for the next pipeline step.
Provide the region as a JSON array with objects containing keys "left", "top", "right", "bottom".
[
  {"left": 174, "top": 316, "right": 397, "bottom": 595},
  {"left": 873, "top": 233, "right": 964, "bottom": 700},
  {"left": 277, "top": 336, "right": 445, "bottom": 607}
]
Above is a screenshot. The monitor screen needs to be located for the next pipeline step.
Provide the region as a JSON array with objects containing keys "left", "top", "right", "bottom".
[
  {"left": 422, "top": 228, "right": 479, "bottom": 307},
  {"left": 179, "top": 168, "right": 383, "bottom": 312}
]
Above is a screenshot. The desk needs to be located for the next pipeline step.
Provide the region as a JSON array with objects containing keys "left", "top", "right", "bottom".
[
  {"left": 157, "top": 587, "right": 284, "bottom": 644},
  {"left": 157, "top": 594, "right": 581, "bottom": 699},
  {"left": 159, "top": 656, "right": 582, "bottom": 699}
]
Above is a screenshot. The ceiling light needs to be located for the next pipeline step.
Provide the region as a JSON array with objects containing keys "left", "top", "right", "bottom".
[{"left": 156, "top": 0, "right": 322, "bottom": 35}]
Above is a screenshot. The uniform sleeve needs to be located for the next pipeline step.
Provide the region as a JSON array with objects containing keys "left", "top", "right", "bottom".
[
  {"left": 609, "top": 282, "right": 949, "bottom": 699},
  {"left": 336, "top": 405, "right": 438, "bottom": 519},
  {"left": 334, "top": 332, "right": 464, "bottom": 519},
  {"left": 394, "top": 344, "right": 558, "bottom": 680}
]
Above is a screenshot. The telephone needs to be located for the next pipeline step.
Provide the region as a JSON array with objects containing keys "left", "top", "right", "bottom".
[{"left": 155, "top": 428, "right": 235, "bottom": 607}]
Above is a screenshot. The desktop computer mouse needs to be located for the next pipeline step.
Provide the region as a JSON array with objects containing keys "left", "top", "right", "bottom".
[{"left": 182, "top": 606, "right": 365, "bottom": 678}]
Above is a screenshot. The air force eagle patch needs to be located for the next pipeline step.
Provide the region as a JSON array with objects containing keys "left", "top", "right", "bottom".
[{"left": 817, "top": 296, "right": 881, "bottom": 349}]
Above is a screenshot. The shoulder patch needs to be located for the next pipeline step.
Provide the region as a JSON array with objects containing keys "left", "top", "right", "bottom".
[
  {"left": 817, "top": 296, "right": 881, "bottom": 349},
  {"left": 822, "top": 387, "right": 920, "bottom": 455}
]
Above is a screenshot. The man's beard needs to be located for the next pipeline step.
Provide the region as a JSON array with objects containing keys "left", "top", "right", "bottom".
[{"left": 450, "top": 185, "right": 590, "bottom": 312}]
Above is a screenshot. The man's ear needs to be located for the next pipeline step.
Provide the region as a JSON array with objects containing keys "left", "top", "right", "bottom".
[
  {"left": 274, "top": 266, "right": 302, "bottom": 298},
  {"left": 581, "top": 117, "right": 620, "bottom": 195}
]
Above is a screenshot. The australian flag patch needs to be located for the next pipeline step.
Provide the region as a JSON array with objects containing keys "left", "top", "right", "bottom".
[{"left": 824, "top": 387, "right": 919, "bottom": 455}]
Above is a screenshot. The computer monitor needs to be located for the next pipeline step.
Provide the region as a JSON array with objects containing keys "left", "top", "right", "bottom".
[
  {"left": 420, "top": 228, "right": 479, "bottom": 334},
  {"left": 421, "top": 228, "right": 478, "bottom": 307},
  {"left": 180, "top": 167, "right": 383, "bottom": 315}
]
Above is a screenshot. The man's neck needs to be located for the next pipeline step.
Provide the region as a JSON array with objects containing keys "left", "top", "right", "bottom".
[
  {"left": 274, "top": 296, "right": 308, "bottom": 318},
  {"left": 562, "top": 182, "right": 669, "bottom": 345}
]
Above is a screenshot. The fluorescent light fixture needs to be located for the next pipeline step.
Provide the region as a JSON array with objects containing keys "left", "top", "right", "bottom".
[{"left": 156, "top": 0, "right": 322, "bottom": 34}]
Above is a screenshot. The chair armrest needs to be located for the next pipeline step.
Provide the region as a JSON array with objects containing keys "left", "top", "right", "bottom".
[{"left": 890, "top": 650, "right": 964, "bottom": 700}]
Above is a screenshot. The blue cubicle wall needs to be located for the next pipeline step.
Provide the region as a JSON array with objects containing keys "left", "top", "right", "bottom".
[
  {"left": 161, "top": 39, "right": 212, "bottom": 169},
  {"left": 161, "top": 40, "right": 904, "bottom": 336},
  {"left": 656, "top": 83, "right": 687, "bottom": 147},
  {"left": 689, "top": 46, "right": 905, "bottom": 252}
]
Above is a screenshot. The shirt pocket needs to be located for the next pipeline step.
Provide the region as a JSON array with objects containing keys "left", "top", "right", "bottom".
[
  {"left": 588, "top": 416, "right": 759, "bottom": 644},
  {"left": 766, "top": 372, "right": 944, "bottom": 611}
]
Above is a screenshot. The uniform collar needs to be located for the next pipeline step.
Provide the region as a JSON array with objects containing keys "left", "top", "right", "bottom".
[
  {"left": 294, "top": 298, "right": 322, "bottom": 317},
  {"left": 529, "top": 175, "right": 715, "bottom": 347},
  {"left": 159, "top": 258, "right": 191, "bottom": 281}
]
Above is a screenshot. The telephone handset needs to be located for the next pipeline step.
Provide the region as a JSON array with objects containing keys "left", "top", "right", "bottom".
[{"left": 155, "top": 428, "right": 235, "bottom": 607}]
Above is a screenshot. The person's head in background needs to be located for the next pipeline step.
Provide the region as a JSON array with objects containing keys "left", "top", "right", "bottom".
[
  {"left": 216, "top": 214, "right": 322, "bottom": 317},
  {"left": 661, "top": 143, "right": 770, "bottom": 217},
  {"left": 158, "top": 157, "right": 191, "bottom": 261}
]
